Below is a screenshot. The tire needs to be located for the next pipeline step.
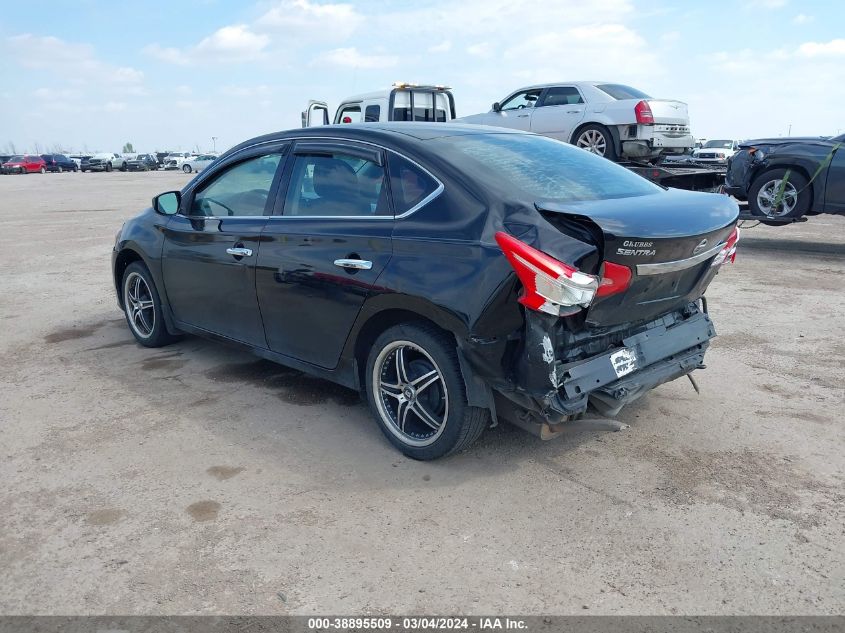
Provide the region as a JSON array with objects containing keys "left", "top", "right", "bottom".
[
  {"left": 365, "top": 322, "right": 489, "bottom": 460},
  {"left": 182, "top": 164, "right": 192, "bottom": 173},
  {"left": 120, "top": 162, "right": 127, "bottom": 172},
  {"left": 573, "top": 123, "right": 617, "bottom": 161},
  {"left": 106, "top": 162, "right": 113, "bottom": 172},
  {"left": 39, "top": 166, "right": 46, "bottom": 174},
  {"left": 121, "top": 262, "right": 178, "bottom": 348},
  {"left": 748, "top": 168, "right": 810, "bottom": 220}
]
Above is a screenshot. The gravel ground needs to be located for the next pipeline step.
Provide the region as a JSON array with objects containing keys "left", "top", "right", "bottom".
[{"left": 0, "top": 171, "right": 842, "bottom": 615}]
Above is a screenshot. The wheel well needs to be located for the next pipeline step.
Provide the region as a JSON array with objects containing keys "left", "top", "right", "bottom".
[
  {"left": 113, "top": 249, "right": 144, "bottom": 306},
  {"left": 570, "top": 121, "right": 619, "bottom": 154},
  {"left": 753, "top": 164, "right": 815, "bottom": 208},
  {"left": 353, "top": 309, "right": 452, "bottom": 389}
]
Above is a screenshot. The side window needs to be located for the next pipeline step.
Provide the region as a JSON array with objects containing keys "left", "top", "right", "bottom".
[
  {"left": 499, "top": 89, "right": 542, "bottom": 111},
  {"left": 338, "top": 105, "right": 362, "bottom": 123},
  {"left": 191, "top": 153, "right": 282, "bottom": 217},
  {"left": 364, "top": 104, "right": 380, "bottom": 122},
  {"left": 387, "top": 153, "right": 439, "bottom": 215},
  {"left": 283, "top": 151, "right": 389, "bottom": 217},
  {"left": 540, "top": 87, "right": 584, "bottom": 107}
]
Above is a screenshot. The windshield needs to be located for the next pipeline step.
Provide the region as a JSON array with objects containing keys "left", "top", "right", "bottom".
[
  {"left": 7, "top": 155, "right": 24, "bottom": 162},
  {"left": 595, "top": 84, "right": 651, "bottom": 100},
  {"left": 436, "top": 133, "right": 661, "bottom": 202},
  {"left": 703, "top": 140, "right": 733, "bottom": 149}
]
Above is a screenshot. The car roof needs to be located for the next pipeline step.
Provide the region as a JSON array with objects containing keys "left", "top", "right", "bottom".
[
  {"left": 227, "top": 122, "right": 525, "bottom": 155},
  {"left": 506, "top": 80, "right": 609, "bottom": 91}
]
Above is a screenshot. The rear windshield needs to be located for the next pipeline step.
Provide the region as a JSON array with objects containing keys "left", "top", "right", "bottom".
[
  {"left": 703, "top": 140, "right": 733, "bottom": 149},
  {"left": 595, "top": 84, "right": 651, "bottom": 100},
  {"left": 435, "top": 133, "right": 661, "bottom": 202}
]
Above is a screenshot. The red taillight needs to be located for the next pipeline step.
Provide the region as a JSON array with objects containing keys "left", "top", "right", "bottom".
[
  {"left": 711, "top": 226, "right": 740, "bottom": 267},
  {"left": 634, "top": 100, "right": 654, "bottom": 124},
  {"left": 495, "top": 232, "right": 600, "bottom": 316},
  {"left": 596, "top": 261, "right": 632, "bottom": 298}
]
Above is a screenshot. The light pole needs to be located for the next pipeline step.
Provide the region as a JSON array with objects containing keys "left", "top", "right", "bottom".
[{"left": 211, "top": 136, "right": 218, "bottom": 153}]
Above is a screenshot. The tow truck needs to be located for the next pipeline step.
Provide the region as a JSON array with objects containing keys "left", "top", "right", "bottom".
[{"left": 302, "top": 82, "right": 727, "bottom": 194}]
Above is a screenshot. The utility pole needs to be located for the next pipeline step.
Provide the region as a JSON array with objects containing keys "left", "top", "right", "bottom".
[
  {"left": 212, "top": 136, "right": 218, "bottom": 153},
  {"left": 787, "top": 123, "right": 792, "bottom": 136}
]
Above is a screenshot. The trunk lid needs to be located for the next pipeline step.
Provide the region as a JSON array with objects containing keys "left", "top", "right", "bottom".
[
  {"left": 537, "top": 189, "right": 738, "bottom": 326},
  {"left": 646, "top": 99, "right": 689, "bottom": 125}
]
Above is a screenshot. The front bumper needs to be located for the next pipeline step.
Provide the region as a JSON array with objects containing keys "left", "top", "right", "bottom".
[{"left": 84, "top": 163, "right": 108, "bottom": 171}]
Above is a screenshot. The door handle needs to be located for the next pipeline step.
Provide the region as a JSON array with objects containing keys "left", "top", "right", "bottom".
[
  {"left": 516, "top": 114, "right": 530, "bottom": 118},
  {"left": 567, "top": 110, "right": 582, "bottom": 114},
  {"left": 226, "top": 247, "right": 253, "bottom": 257},
  {"left": 334, "top": 258, "right": 372, "bottom": 270}
]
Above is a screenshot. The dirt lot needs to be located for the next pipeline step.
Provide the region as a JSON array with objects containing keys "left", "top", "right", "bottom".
[{"left": 0, "top": 171, "right": 843, "bottom": 615}]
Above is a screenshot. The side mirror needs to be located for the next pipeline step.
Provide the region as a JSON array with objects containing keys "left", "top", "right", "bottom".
[
  {"left": 153, "top": 191, "right": 181, "bottom": 215},
  {"left": 492, "top": 102, "right": 501, "bottom": 113}
]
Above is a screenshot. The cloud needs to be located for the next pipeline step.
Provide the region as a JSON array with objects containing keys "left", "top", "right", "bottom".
[
  {"left": 792, "top": 13, "right": 813, "bottom": 24},
  {"left": 743, "top": 0, "right": 787, "bottom": 7},
  {"left": 467, "top": 42, "right": 494, "bottom": 58},
  {"left": 796, "top": 38, "right": 845, "bottom": 58},
  {"left": 5, "top": 34, "right": 144, "bottom": 84},
  {"left": 146, "top": 24, "right": 269, "bottom": 65},
  {"left": 428, "top": 40, "right": 451, "bottom": 54},
  {"left": 256, "top": 0, "right": 362, "bottom": 41},
  {"left": 312, "top": 47, "right": 397, "bottom": 69}
]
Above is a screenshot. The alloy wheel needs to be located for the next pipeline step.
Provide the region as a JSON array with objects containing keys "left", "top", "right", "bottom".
[
  {"left": 756, "top": 179, "right": 799, "bottom": 217},
  {"left": 576, "top": 129, "right": 607, "bottom": 156},
  {"left": 373, "top": 340, "right": 449, "bottom": 447},
  {"left": 124, "top": 272, "right": 156, "bottom": 339}
]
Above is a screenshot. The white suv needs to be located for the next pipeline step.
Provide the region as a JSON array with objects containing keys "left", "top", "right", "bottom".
[
  {"left": 692, "top": 139, "right": 740, "bottom": 164},
  {"left": 459, "top": 81, "right": 694, "bottom": 162}
]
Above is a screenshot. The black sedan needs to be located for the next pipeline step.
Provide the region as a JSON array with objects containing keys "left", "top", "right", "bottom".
[
  {"left": 112, "top": 123, "right": 739, "bottom": 460},
  {"left": 726, "top": 133, "right": 845, "bottom": 221}
]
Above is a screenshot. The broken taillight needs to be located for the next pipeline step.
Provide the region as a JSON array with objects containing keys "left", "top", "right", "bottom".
[
  {"left": 711, "top": 226, "right": 740, "bottom": 267},
  {"left": 496, "top": 232, "right": 627, "bottom": 316},
  {"left": 634, "top": 100, "right": 654, "bottom": 124}
]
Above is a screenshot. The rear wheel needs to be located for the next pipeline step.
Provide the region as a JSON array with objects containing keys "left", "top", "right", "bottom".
[
  {"left": 182, "top": 164, "right": 192, "bottom": 173},
  {"left": 57, "top": 166, "right": 63, "bottom": 173},
  {"left": 573, "top": 124, "right": 617, "bottom": 161},
  {"left": 39, "top": 166, "right": 46, "bottom": 174},
  {"left": 748, "top": 168, "right": 810, "bottom": 220},
  {"left": 365, "top": 323, "right": 488, "bottom": 460},
  {"left": 106, "top": 162, "right": 113, "bottom": 172},
  {"left": 121, "top": 262, "right": 178, "bottom": 348}
]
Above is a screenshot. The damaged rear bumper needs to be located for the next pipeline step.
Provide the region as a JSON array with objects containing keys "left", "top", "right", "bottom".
[{"left": 501, "top": 306, "right": 715, "bottom": 423}]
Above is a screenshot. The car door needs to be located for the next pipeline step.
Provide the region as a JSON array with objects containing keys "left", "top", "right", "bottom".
[
  {"left": 530, "top": 86, "right": 587, "bottom": 142},
  {"left": 824, "top": 144, "right": 845, "bottom": 214},
  {"left": 160, "top": 145, "right": 288, "bottom": 346},
  {"left": 302, "top": 100, "right": 330, "bottom": 127},
  {"left": 256, "top": 140, "right": 393, "bottom": 369},
  {"left": 485, "top": 89, "right": 542, "bottom": 131}
]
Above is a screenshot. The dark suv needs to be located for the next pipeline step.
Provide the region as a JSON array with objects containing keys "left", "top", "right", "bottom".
[
  {"left": 41, "top": 154, "right": 79, "bottom": 173},
  {"left": 112, "top": 124, "right": 739, "bottom": 459}
]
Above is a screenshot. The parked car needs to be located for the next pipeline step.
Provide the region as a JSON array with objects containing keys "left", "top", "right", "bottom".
[
  {"left": 40, "top": 154, "right": 79, "bottom": 173},
  {"left": 162, "top": 152, "right": 196, "bottom": 170},
  {"left": 69, "top": 155, "right": 92, "bottom": 169},
  {"left": 691, "top": 140, "right": 740, "bottom": 165},
  {"left": 2, "top": 155, "right": 46, "bottom": 174},
  {"left": 112, "top": 123, "right": 739, "bottom": 460},
  {"left": 82, "top": 152, "right": 127, "bottom": 172},
  {"left": 726, "top": 133, "right": 845, "bottom": 221},
  {"left": 126, "top": 154, "right": 160, "bottom": 171},
  {"left": 459, "top": 82, "right": 694, "bottom": 162},
  {"left": 303, "top": 82, "right": 456, "bottom": 127},
  {"left": 180, "top": 154, "right": 217, "bottom": 173}
]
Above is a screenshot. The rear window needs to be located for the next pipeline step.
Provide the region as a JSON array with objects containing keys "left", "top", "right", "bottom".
[
  {"left": 437, "top": 134, "right": 661, "bottom": 202},
  {"left": 595, "top": 84, "right": 651, "bottom": 100}
]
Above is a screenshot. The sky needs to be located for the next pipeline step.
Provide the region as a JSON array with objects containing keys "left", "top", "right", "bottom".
[{"left": 1, "top": 0, "right": 843, "bottom": 154}]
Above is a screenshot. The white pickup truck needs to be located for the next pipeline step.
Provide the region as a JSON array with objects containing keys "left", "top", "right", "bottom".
[{"left": 302, "top": 83, "right": 456, "bottom": 127}]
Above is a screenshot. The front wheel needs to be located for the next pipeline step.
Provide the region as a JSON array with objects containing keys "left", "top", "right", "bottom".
[
  {"left": 748, "top": 168, "right": 810, "bottom": 219},
  {"left": 573, "top": 124, "right": 617, "bottom": 161},
  {"left": 106, "top": 163, "right": 113, "bottom": 172},
  {"left": 121, "top": 262, "right": 178, "bottom": 348},
  {"left": 39, "top": 166, "right": 46, "bottom": 174},
  {"left": 365, "top": 323, "right": 488, "bottom": 460},
  {"left": 182, "top": 164, "right": 192, "bottom": 173}
]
